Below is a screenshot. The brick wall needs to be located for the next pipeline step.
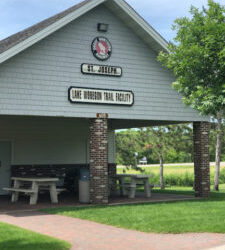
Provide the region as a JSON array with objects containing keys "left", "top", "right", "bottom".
[
  {"left": 193, "top": 122, "right": 210, "bottom": 197},
  {"left": 11, "top": 164, "right": 85, "bottom": 192},
  {"left": 11, "top": 163, "right": 116, "bottom": 195},
  {"left": 11, "top": 164, "right": 116, "bottom": 178},
  {"left": 108, "top": 163, "right": 117, "bottom": 192},
  {"left": 90, "top": 116, "right": 109, "bottom": 204},
  {"left": 11, "top": 164, "right": 86, "bottom": 178}
]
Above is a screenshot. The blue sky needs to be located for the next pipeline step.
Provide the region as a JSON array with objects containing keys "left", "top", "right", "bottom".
[{"left": 0, "top": 0, "right": 223, "bottom": 42}]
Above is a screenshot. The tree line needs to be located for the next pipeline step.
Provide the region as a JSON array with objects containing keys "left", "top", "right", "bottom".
[
  {"left": 116, "top": 123, "right": 225, "bottom": 166},
  {"left": 116, "top": 122, "right": 225, "bottom": 189}
]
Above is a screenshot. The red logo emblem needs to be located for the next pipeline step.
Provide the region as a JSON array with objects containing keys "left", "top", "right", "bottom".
[{"left": 92, "top": 37, "right": 112, "bottom": 61}]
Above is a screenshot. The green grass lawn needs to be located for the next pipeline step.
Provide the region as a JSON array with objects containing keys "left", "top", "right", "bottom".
[
  {"left": 44, "top": 185, "right": 225, "bottom": 234},
  {"left": 0, "top": 222, "right": 71, "bottom": 250}
]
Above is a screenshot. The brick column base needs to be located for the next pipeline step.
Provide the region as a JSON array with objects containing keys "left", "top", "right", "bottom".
[
  {"left": 193, "top": 122, "right": 210, "bottom": 197},
  {"left": 90, "top": 116, "right": 108, "bottom": 204}
]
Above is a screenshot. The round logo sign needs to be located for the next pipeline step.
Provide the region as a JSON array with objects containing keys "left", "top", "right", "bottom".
[{"left": 92, "top": 37, "right": 112, "bottom": 61}]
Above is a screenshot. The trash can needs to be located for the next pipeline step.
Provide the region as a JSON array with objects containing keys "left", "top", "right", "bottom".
[{"left": 79, "top": 168, "right": 90, "bottom": 203}]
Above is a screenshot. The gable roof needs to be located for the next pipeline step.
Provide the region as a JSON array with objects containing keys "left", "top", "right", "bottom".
[{"left": 0, "top": 0, "right": 169, "bottom": 64}]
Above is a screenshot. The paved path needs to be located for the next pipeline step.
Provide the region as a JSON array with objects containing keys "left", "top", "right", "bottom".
[{"left": 1, "top": 211, "right": 225, "bottom": 250}]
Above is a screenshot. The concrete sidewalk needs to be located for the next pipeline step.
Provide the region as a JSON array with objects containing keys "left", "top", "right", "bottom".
[{"left": 1, "top": 211, "right": 225, "bottom": 250}]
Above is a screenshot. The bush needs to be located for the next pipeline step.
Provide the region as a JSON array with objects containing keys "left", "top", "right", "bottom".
[
  {"left": 219, "top": 168, "right": 225, "bottom": 184},
  {"left": 165, "top": 173, "right": 194, "bottom": 187},
  {"left": 146, "top": 170, "right": 225, "bottom": 187},
  {"left": 144, "top": 172, "right": 194, "bottom": 187}
]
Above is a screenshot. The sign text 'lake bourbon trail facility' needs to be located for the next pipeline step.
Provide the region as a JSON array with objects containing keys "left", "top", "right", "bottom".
[{"left": 0, "top": 0, "right": 210, "bottom": 204}]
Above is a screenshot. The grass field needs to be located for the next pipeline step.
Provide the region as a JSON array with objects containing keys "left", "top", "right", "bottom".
[
  {"left": 117, "top": 164, "right": 225, "bottom": 176},
  {"left": 45, "top": 185, "right": 225, "bottom": 234},
  {"left": 117, "top": 164, "right": 225, "bottom": 186},
  {"left": 0, "top": 222, "right": 71, "bottom": 250}
]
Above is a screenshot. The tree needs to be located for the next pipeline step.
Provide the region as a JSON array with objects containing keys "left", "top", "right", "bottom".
[
  {"left": 213, "top": 114, "right": 224, "bottom": 190},
  {"left": 209, "top": 120, "right": 225, "bottom": 162},
  {"left": 166, "top": 124, "right": 193, "bottom": 163},
  {"left": 158, "top": 0, "right": 225, "bottom": 191},
  {"left": 154, "top": 127, "right": 166, "bottom": 190},
  {"left": 116, "top": 124, "right": 194, "bottom": 167},
  {"left": 116, "top": 130, "right": 141, "bottom": 167},
  {"left": 145, "top": 126, "right": 170, "bottom": 189}
]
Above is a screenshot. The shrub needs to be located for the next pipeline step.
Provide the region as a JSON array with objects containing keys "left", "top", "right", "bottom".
[
  {"left": 219, "top": 168, "right": 225, "bottom": 184},
  {"left": 145, "top": 172, "right": 194, "bottom": 187},
  {"left": 147, "top": 170, "right": 225, "bottom": 187}
]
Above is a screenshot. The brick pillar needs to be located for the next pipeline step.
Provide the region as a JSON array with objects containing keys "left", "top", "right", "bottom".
[
  {"left": 90, "top": 115, "right": 108, "bottom": 204},
  {"left": 108, "top": 163, "right": 117, "bottom": 193},
  {"left": 193, "top": 122, "right": 210, "bottom": 197}
]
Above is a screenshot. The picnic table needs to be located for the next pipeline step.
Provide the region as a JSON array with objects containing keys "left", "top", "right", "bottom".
[
  {"left": 3, "top": 177, "right": 59, "bottom": 205},
  {"left": 114, "top": 174, "right": 152, "bottom": 199}
]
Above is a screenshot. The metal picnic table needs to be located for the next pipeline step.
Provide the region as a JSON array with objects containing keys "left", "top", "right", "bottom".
[{"left": 3, "top": 177, "right": 59, "bottom": 205}]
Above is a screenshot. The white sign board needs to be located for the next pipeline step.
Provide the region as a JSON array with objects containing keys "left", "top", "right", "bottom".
[
  {"left": 81, "top": 64, "right": 122, "bottom": 77},
  {"left": 69, "top": 87, "right": 134, "bottom": 106}
]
